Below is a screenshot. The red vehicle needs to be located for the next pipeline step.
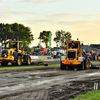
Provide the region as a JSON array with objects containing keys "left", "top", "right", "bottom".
[{"left": 39, "top": 48, "right": 48, "bottom": 55}]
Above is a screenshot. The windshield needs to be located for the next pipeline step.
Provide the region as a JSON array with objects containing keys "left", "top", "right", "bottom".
[
  {"left": 5, "top": 42, "right": 17, "bottom": 49},
  {"left": 69, "top": 43, "right": 78, "bottom": 49}
]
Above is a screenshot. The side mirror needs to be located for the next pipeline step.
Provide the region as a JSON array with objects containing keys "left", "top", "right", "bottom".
[{"left": 81, "top": 43, "right": 83, "bottom": 46}]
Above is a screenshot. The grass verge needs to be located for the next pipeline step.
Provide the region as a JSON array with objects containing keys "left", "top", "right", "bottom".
[
  {"left": 92, "top": 61, "right": 100, "bottom": 64},
  {"left": 0, "top": 64, "right": 60, "bottom": 70},
  {"left": 69, "top": 90, "right": 100, "bottom": 100}
]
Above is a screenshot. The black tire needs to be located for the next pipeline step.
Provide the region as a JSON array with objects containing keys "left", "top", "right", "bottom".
[
  {"left": 1, "top": 62, "right": 8, "bottom": 66},
  {"left": 78, "top": 62, "right": 84, "bottom": 70},
  {"left": 16, "top": 56, "right": 22, "bottom": 66},
  {"left": 67, "top": 66, "right": 73, "bottom": 70},
  {"left": 84, "top": 58, "right": 90, "bottom": 69},
  {"left": 60, "top": 62, "right": 66, "bottom": 70},
  {"left": 26, "top": 57, "right": 31, "bottom": 65},
  {"left": 12, "top": 63, "right": 16, "bottom": 66}
]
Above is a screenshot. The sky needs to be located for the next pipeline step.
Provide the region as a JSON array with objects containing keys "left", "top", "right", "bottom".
[{"left": 0, "top": 0, "right": 100, "bottom": 47}]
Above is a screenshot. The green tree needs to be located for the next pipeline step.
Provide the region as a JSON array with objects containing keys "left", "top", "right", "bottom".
[
  {"left": 53, "top": 30, "right": 61, "bottom": 47},
  {"left": 0, "top": 23, "right": 34, "bottom": 50},
  {"left": 11, "top": 23, "right": 34, "bottom": 44},
  {"left": 54, "top": 30, "right": 72, "bottom": 47},
  {"left": 0, "top": 23, "right": 5, "bottom": 41},
  {"left": 38, "top": 31, "right": 51, "bottom": 48}
]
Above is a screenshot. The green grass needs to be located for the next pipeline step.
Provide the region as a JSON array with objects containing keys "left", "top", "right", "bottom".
[
  {"left": 92, "top": 61, "right": 100, "bottom": 64},
  {"left": 0, "top": 64, "right": 60, "bottom": 70},
  {"left": 69, "top": 90, "right": 100, "bottom": 100}
]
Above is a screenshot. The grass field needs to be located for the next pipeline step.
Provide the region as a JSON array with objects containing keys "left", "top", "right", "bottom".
[
  {"left": 0, "top": 64, "right": 60, "bottom": 70},
  {"left": 69, "top": 90, "right": 100, "bottom": 100},
  {"left": 92, "top": 61, "right": 100, "bottom": 64}
]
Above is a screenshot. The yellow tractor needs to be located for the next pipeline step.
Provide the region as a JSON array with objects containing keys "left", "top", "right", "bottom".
[
  {"left": 0, "top": 39, "right": 31, "bottom": 66},
  {"left": 60, "top": 39, "right": 90, "bottom": 70}
]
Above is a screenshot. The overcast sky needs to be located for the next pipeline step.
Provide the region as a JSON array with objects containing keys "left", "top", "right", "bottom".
[{"left": 0, "top": 0, "right": 100, "bottom": 47}]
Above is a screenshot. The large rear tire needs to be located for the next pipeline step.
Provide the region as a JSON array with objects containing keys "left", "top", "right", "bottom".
[
  {"left": 84, "top": 58, "right": 90, "bottom": 69},
  {"left": 60, "top": 62, "right": 66, "bottom": 70}
]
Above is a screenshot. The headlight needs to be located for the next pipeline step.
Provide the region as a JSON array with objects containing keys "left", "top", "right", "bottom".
[{"left": 4, "top": 54, "right": 7, "bottom": 58}]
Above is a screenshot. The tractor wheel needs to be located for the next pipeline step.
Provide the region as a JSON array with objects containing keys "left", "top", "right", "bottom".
[
  {"left": 16, "top": 56, "right": 22, "bottom": 66},
  {"left": 12, "top": 63, "right": 16, "bottom": 66},
  {"left": 67, "top": 66, "right": 73, "bottom": 70},
  {"left": 84, "top": 58, "right": 90, "bottom": 69},
  {"left": 78, "top": 62, "right": 84, "bottom": 70},
  {"left": 1, "top": 62, "right": 8, "bottom": 66},
  {"left": 60, "top": 62, "right": 66, "bottom": 70},
  {"left": 26, "top": 57, "right": 31, "bottom": 65}
]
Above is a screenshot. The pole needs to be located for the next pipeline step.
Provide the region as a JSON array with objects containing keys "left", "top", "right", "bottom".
[{"left": 49, "top": 32, "right": 52, "bottom": 57}]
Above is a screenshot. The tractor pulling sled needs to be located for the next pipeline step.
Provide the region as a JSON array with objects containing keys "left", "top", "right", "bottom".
[{"left": 60, "top": 39, "right": 92, "bottom": 70}]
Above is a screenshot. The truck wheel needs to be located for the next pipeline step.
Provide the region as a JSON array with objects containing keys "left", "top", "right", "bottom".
[
  {"left": 60, "top": 62, "right": 66, "bottom": 70},
  {"left": 79, "top": 62, "right": 84, "bottom": 70},
  {"left": 26, "top": 57, "right": 31, "bottom": 65},
  {"left": 12, "top": 63, "right": 16, "bottom": 66},
  {"left": 84, "top": 58, "right": 90, "bottom": 69},
  {"left": 16, "top": 56, "right": 22, "bottom": 66},
  {"left": 1, "top": 62, "right": 8, "bottom": 66}
]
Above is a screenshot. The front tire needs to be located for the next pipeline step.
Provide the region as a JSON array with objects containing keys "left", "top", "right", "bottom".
[
  {"left": 16, "top": 56, "right": 22, "bottom": 66},
  {"left": 79, "top": 62, "right": 84, "bottom": 70},
  {"left": 1, "top": 62, "right": 8, "bottom": 66},
  {"left": 60, "top": 62, "right": 66, "bottom": 70}
]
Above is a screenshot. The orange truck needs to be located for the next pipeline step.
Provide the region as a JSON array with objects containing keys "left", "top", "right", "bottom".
[{"left": 60, "top": 39, "right": 91, "bottom": 70}]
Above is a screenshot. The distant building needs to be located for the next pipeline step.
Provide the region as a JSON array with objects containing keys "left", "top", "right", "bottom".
[
  {"left": 90, "top": 44, "right": 100, "bottom": 49},
  {"left": 81, "top": 45, "right": 91, "bottom": 52}
]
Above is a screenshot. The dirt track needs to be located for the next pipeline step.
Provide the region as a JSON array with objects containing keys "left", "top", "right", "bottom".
[{"left": 0, "top": 62, "right": 100, "bottom": 100}]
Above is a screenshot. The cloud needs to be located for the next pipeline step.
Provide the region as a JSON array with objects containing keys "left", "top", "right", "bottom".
[
  {"left": 0, "top": 8, "right": 36, "bottom": 20},
  {"left": 10, "top": 11, "right": 34, "bottom": 15},
  {"left": 0, "top": 9, "right": 17, "bottom": 20},
  {"left": 83, "top": 14, "right": 100, "bottom": 17},
  {"left": 21, "top": 0, "right": 71, "bottom": 4},
  {"left": 55, "top": 13, "right": 80, "bottom": 18},
  {"left": 54, "top": 13, "right": 100, "bottom": 19}
]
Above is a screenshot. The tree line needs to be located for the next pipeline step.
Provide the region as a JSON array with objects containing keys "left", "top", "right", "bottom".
[{"left": 0, "top": 23, "right": 72, "bottom": 49}]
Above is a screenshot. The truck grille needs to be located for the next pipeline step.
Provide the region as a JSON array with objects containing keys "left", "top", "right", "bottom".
[
  {"left": 1, "top": 50, "right": 8, "bottom": 57},
  {"left": 68, "top": 51, "right": 75, "bottom": 58}
]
